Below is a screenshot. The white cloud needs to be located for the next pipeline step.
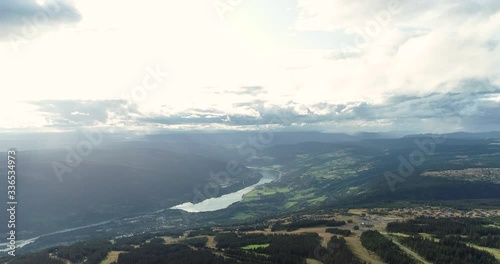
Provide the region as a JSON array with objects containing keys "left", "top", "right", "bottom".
[{"left": 0, "top": 0, "right": 499, "bottom": 132}]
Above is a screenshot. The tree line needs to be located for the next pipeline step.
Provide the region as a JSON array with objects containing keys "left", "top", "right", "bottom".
[
  {"left": 386, "top": 217, "right": 500, "bottom": 248},
  {"left": 360, "top": 230, "right": 416, "bottom": 264},
  {"left": 271, "top": 219, "right": 346, "bottom": 231},
  {"left": 325, "top": 228, "right": 351, "bottom": 236},
  {"left": 400, "top": 235, "right": 497, "bottom": 264}
]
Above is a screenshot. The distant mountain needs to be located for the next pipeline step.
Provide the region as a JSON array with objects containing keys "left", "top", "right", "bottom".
[
  {"left": 404, "top": 131, "right": 500, "bottom": 140},
  {"left": 142, "top": 131, "right": 360, "bottom": 145},
  {"left": 141, "top": 131, "right": 407, "bottom": 147},
  {"left": 351, "top": 131, "right": 400, "bottom": 139},
  {"left": 0, "top": 145, "right": 258, "bottom": 237},
  {"left": 0, "top": 131, "right": 384, "bottom": 152},
  {"left": 242, "top": 136, "right": 500, "bottom": 213},
  {"left": 2, "top": 130, "right": 499, "bottom": 242}
]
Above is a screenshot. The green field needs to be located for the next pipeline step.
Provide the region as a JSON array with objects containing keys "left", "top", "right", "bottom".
[
  {"left": 243, "top": 187, "right": 290, "bottom": 201},
  {"left": 232, "top": 212, "right": 255, "bottom": 220},
  {"left": 241, "top": 244, "right": 270, "bottom": 250}
]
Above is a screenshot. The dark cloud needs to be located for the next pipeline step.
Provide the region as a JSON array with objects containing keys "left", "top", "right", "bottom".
[{"left": 0, "top": 0, "right": 81, "bottom": 40}]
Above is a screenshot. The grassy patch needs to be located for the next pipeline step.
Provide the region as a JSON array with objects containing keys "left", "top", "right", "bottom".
[
  {"left": 232, "top": 212, "right": 254, "bottom": 220},
  {"left": 383, "top": 232, "right": 414, "bottom": 239},
  {"left": 290, "top": 191, "right": 316, "bottom": 201},
  {"left": 241, "top": 244, "right": 270, "bottom": 250},
  {"left": 469, "top": 244, "right": 500, "bottom": 260},
  {"left": 307, "top": 195, "right": 327, "bottom": 204},
  {"left": 243, "top": 187, "right": 289, "bottom": 201},
  {"left": 306, "top": 259, "right": 323, "bottom": 264},
  {"left": 101, "top": 251, "right": 125, "bottom": 264},
  {"left": 302, "top": 154, "right": 367, "bottom": 180}
]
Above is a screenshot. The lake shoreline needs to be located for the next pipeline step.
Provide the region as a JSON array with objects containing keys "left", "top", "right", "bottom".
[{"left": 170, "top": 168, "right": 278, "bottom": 213}]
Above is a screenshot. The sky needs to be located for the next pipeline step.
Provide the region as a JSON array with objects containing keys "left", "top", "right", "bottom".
[{"left": 0, "top": 0, "right": 499, "bottom": 133}]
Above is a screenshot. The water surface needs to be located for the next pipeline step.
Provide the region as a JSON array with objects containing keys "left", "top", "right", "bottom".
[{"left": 171, "top": 169, "right": 278, "bottom": 212}]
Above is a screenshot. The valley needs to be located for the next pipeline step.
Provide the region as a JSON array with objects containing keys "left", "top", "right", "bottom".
[
  {"left": 2, "top": 131, "right": 500, "bottom": 263},
  {"left": 2, "top": 0, "right": 500, "bottom": 262},
  {"left": 4, "top": 204, "right": 500, "bottom": 263}
]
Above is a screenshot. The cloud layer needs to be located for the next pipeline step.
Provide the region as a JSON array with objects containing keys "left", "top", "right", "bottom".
[
  {"left": 1, "top": 0, "right": 499, "bottom": 133},
  {"left": 0, "top": 0, "right": 81, "bottom": 40},
  {"left": 29, "top": 79, "right": 500, "bottom": 133}
]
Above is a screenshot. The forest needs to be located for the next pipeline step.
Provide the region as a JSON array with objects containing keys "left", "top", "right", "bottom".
[
  {"left": 215, "top": 232, "right": 365, "bottom": 264},
  {"left": 215, "top": 232, "right": 320, "bottom": 263},
  {"left": 399, "top": 236, "right": 497, "bottom": 264},
  {"left": 317, "top": 236, "right": 365, "bottom": 264},
  {"left": 325, "top": 228, "right": 351, "bottom": 236},
  {"left": 54, "top": 239, "right": 112, "bottom": 263},
  {"left": 6, "top": 217, "right": 500, "bottom": 264},
  {"left": 117, "top": 241, "right": 236, "bottom": 264},
  {"left": 360, "top": 230, "right": 416, "bottom": 264},
  {"left": 386, "top": 217, "right": 500, "bottom": 248},
  {"left": 271, "top": 219, "right": 346, "bottom": 232}
]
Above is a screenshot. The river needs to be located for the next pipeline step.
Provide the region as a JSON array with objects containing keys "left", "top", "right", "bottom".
[
  {"left": 171, "top": 168, "right": 278, "bottom": 212},
  {"left": 0, "top": 219, "right": 113, "bottom": 252},
  {"left": 1, "top": 169, "right": 278, "bottom": 251}
]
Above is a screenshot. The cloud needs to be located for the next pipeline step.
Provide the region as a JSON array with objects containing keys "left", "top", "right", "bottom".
[
  {"left": 21, "top": 78, "right": 500, "bottom": 133},
  {"left": 31, "top": 100, "right": 138, "bottom": 127},
  {"left": 0, "top": 0, "right": 81, "bottom": 40},
  {"left": 225, "top": 86, "right": 266, "bottom": 95},
  {"left": 131, "top": 79, "right": 500, "bottom": 132},
  {"left": 295, "top": 0, "right": 500, "bottom": 32},
  {"left": 284, "top": 0, "right": 500, "bottom": 107},
  {"left": 1, "top": 1, "right": 499, "bottom": 134}
]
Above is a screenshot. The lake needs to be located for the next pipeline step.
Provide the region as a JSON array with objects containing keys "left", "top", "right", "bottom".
[
  {"left": 171, "top": 168, "right": 278, "bottom": 212},
  {"left": 3, "top": 169, "right": 278, "bottom": 251}
]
